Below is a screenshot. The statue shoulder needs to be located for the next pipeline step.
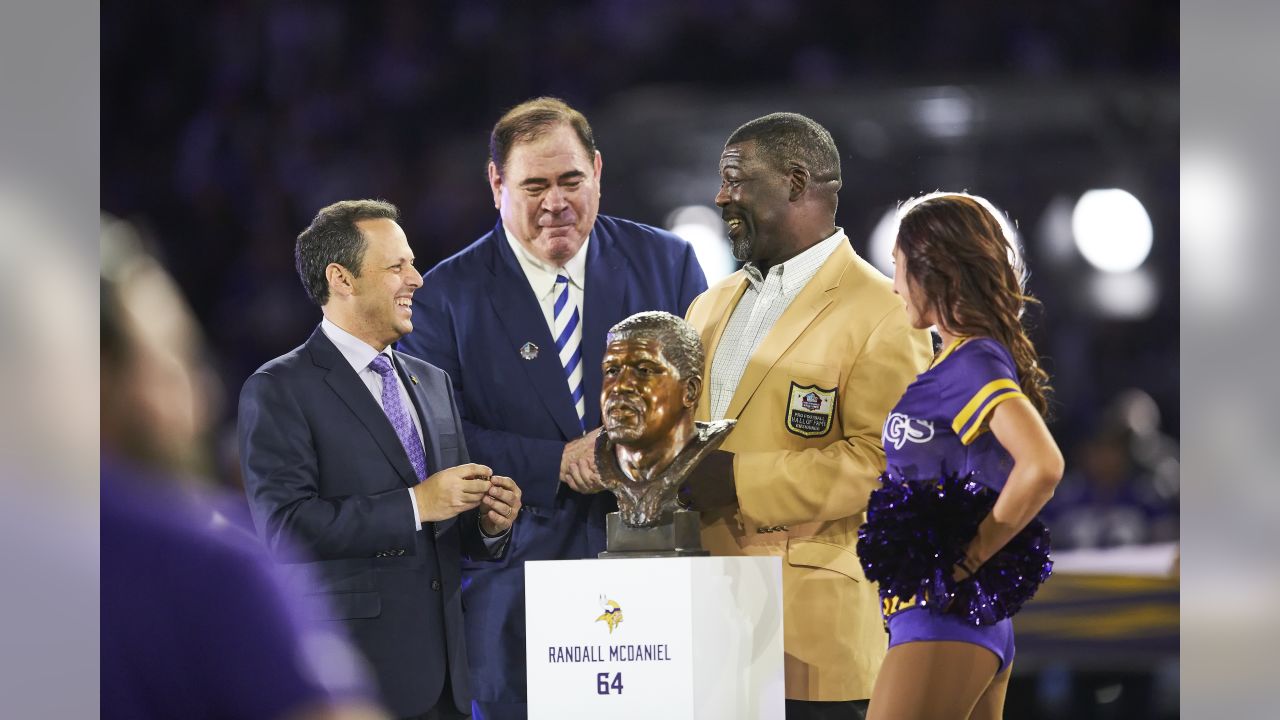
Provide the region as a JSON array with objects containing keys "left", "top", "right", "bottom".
[{"left": 694, "top": 419, "right": 737, "bottom": 443}]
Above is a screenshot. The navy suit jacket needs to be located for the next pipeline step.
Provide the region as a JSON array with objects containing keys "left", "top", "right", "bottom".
[
  {"left": 397, "top": 214, "right": 707, "bottom": 704},
  {"left": 238, "top": 326, "right": 487, "bottom": 718}
]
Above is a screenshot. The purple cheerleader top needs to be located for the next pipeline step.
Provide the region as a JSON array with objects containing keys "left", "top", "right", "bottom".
[
  {"left": 881, "top": 337, "right": 1026, "bottom": 489},
  {"left": 857, "top": 336, "right": 1053, "bottom": 628}
]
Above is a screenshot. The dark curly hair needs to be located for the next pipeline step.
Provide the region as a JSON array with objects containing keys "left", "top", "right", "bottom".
[{"left": 896, "top": 193, "right": 1052, "bottom": 417}]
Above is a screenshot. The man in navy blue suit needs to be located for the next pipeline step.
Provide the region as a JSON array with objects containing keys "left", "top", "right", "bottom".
[
  {"left": 239, "top": 200, "right": 523, "bottom": 719},
  {"left": 398, "top": 98, "right": 708, "bottom": 720}
]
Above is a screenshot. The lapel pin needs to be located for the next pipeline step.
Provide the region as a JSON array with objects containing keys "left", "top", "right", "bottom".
[
  {"left": 519, "top": 342, "right": 539, "bottom": 360},
  {"left": 410, "top": 374, "right": 419, "bottom": 385}
]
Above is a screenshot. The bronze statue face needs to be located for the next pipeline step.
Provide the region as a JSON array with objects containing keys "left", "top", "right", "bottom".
[{"left": 601, "top": 337, "right": 696, "bottom": 453}]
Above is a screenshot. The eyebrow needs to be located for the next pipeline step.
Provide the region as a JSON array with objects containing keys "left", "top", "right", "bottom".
[
  {"left": 519, "top": 170, "right": 587, "bottom": 187},
  {"left": 603, "top": 353, "right": 663, "bottom": 363}
]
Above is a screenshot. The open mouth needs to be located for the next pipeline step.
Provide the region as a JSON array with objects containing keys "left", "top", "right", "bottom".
[
  {"left": 395, "top": 297, "right": 412, "bottom": 312},
  {"left": 725, "top": 218, "right": 744, "bottom": 238}
]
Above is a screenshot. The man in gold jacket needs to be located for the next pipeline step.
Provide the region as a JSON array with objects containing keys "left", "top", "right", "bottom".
[{"left": 680, "top": 113, "right": 932, "bottom": 720}]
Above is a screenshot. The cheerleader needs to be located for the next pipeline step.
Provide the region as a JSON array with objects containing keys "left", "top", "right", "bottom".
[{"left": 862, "top": 193, "right": 1064, "bottom": 720}]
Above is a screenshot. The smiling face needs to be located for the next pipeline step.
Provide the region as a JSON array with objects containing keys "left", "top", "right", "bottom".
[
  {"left": 490, "top": 123, "right": 602, "bottom": 267},
  {"left": 601, "top": 338, "right": 696, "bottom": 451},
  {"left": 715, "top": 140, "right": 792, "bottom": 266},
  {"left": 343, "top": 218, "right": 421, "bottom": 349}
]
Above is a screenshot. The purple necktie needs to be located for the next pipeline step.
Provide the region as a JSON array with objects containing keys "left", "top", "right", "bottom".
[{"left": 369, "top": 354, "right": 428, "bottom": 481}]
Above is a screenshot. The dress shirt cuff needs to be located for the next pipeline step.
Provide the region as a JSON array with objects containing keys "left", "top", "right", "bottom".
[
  {"left": 479, "top": 516, "right": 512, "bottom": 557},
  {"left": 408, "top": 488, "right": 423, "bottom": 530}
]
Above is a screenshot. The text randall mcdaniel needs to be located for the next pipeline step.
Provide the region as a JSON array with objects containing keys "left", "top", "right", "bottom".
[{"left": 547, "top": 644, "right": 672, "bottom": 663}]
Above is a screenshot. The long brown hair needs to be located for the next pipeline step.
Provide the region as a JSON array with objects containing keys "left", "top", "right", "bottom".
[{"left": 896, "top": 192, "right": 1052, "bottom": 417}]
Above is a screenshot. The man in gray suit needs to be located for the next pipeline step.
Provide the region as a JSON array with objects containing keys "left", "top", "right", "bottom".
[{"left": 239, "top": 199, "right": 522, "bottom": 720}]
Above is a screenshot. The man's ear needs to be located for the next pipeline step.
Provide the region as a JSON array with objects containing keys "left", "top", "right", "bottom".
[
  {"left": 487, "top": 161, "right": 503, "bottom": 210},
  {"left": 788, "top": 164, "right": 810, "bottom": 202},
  {"left": 683, "top": 375, "right": 702, "bottom": 408},
  {"left": 325, "top": 263, "right": 355, "bottom": 299}
]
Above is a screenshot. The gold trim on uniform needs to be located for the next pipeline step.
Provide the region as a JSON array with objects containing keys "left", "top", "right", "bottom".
[{"left": 951, "top": 378, "right": 1024, "bottom": 444}]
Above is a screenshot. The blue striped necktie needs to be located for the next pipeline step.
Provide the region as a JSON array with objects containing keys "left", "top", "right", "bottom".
[{"left": 553, "top": 273, "right": 585, "bottom": 430}]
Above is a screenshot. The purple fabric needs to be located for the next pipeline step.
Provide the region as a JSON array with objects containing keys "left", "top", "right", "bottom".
[
  {"left": 887, "top": 607, "right": 1016, "bottom": 672},
  {"left": 868, "top": 337, "right": 1042, "bottom": 661},
  {"left": 370, "top": 353, "right": 428, "bottom": 481},
  {"left": 882, "top": 338, "right": 1022, "bottom": 493},
  {"left": 101, "top": 458, "right": 375, "bottom": 719}
]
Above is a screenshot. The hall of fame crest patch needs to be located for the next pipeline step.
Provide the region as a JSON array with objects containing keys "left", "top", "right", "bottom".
[{"left": 785, "top": 382, "right": 837, "bottom": 438}]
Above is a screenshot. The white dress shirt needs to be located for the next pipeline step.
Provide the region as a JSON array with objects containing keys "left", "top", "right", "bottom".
[
  {"left": 321, "top": 319, "right": 430, "bottom": 530},
  {"left": 504, "top": 226, "right": 588, "bottom": 366},
  {"left": 708, "top": 228, "right": 847, "bottom": 421},
  {"left": 321, "top": 319, "right": 510, "bottom": 547}
]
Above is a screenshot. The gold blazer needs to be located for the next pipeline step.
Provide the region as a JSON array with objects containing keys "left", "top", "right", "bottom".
[{"left": 686, "top": 240, "right": 933, "bottom": 701}]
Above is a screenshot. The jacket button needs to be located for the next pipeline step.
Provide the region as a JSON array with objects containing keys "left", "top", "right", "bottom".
[{"left": 431, "top": 579, "right": 442, "bottom": 591}]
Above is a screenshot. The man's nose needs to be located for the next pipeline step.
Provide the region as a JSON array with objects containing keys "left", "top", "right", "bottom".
[
  {"left": 714, "top": 183, "right": 730, "bottom": 208},
  {"left": 614, "top": 368, "right": 639, "bottom": 390},
  {"left": 407, "top": 265, "right": 423, "bottom": 288},
  {"left": 543, "top": 186, "right": 569, "bottom": 213}
]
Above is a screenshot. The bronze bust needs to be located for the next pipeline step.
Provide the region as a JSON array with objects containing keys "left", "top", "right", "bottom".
[{"left": 597, "top": 311, "right": 734, "bottom": 552}]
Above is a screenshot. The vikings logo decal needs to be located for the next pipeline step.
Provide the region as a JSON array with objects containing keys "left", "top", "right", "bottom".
[
  {"left": 883, "top": 413, "right": 934, "bottom": 449},
  {"left": 595, "top": 595, "right": 623, "bottom": 634}
]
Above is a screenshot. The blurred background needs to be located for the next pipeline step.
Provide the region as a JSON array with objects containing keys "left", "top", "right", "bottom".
[{"left": 101, "top": 1, "right": 1178, "bottom": 717}]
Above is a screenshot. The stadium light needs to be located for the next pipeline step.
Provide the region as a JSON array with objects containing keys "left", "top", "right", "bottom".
[
  {"left": 666, "top": 205, "right": 738, "bottom": 284},
  {"left": 1071, "top": 189, "right": 1153, "bottom": 273}
]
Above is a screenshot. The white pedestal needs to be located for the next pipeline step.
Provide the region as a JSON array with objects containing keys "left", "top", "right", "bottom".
[{"left": 525, "top": 556, "right": 784, "bottom": 720}]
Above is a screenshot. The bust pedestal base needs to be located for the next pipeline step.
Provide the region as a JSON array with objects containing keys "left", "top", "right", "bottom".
[{"left": 599, "top": 510, "right": 707, "bottom": 558}]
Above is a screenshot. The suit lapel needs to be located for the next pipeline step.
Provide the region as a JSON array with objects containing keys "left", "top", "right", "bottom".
[
  {"left": 580, "top": 227, "right": 628, "bottom": 431},
  {"left": 483, "top": 221, "right": 584, "bottom": 440},
  {"left": 307, "top": 327, "right": 418, "bottom": 488},
  {"left": 393, "top": 353, "right": 441, "bottom": 473},
  {"left": 723, "top": 243, "right": 853, "bottom": 420},
  {"left": 696, "top": 276, "right": 750, "bottom": 421},
  {"left": 394, "top": 352, "right": 455, "bottom": 537}
]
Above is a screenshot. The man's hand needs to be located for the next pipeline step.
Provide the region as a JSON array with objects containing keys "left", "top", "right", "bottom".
[
  {"left": 560, "top": 427, "right": 605, "bottom": 494},
  {"left": 412, "top": 463, "right": 492, "bottom": 522},
  {"left": 680, "top": 450, "right": 738, "bottom": 510},
  {"left": 479, "top": 475, "right": 522, "bottom": 536}
]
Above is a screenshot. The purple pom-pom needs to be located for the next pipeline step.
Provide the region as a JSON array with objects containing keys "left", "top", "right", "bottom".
[{"left": 856, "top": 472, "right": 1053, "bottom": 627}]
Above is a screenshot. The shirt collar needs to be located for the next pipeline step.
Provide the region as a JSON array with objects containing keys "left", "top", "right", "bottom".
[
  {"left": 743, "top": 227, "right": 846, "bottom": 295},
  {"left": 503, "top": 225, "right": 590, "bottom": 300},
  {"left": 320, "top": 317, "right": 393, "bottom": 373}
]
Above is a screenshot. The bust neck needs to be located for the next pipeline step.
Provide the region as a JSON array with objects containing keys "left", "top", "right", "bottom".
[{"left": 614, "top": 419, "right": 695, "bottom": 484}]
